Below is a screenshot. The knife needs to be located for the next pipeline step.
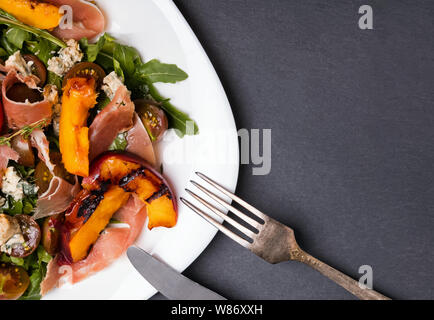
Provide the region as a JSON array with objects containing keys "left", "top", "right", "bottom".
[{"left": 127, "top": 246, "right": 227, "bottom": 300}]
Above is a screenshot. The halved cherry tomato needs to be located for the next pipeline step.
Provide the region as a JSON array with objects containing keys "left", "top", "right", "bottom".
[
  {"left": 34, "top": 151, "right": 75, "bottom": 195},
  {"left": 63, "top": 62, "right": 106, "bottom": 89},
  {"left": 9, "top": 215, "right": 41, "bottom": 258},
  {"left": 0, "top": 263, "right": 30, "bottom": 300},
  {"left": 22, "top": 54, "right": 47, "bottom": 85},
  {"left": 42, "top": 213, "right": 63, "bottom": 255},
  {"left": 134, "top": 99, "right": 168, "bottom": 142}
]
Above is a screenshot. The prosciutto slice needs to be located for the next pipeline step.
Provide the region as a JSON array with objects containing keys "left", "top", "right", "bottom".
[
  {"left": 1, "top": 71, "right": 53, "bottom": 129},
  {"left": 30, "top": 130, "right": 55, "bottom": 173},
  {"left": 46, "top": 0, "right": 105, "bottom": 40},
  {"left": 41, "top": 194, "right": 147, "bottom": 295},
  {"left": 0, "top": 145, "right": 19, "bottom": 182},
  {"left": 30, "top": 130, "right": 80, "bottom": 219},
  {"left": 33, "top": 176, "right": 80, "bottom": 220},
  {"left": 126, "top": 113, "right": 157, "bottom": 167},
  {"left": 88, "top": 85, "right": 134, "bottom": 161}
]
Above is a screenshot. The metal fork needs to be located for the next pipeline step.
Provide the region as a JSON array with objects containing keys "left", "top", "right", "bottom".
[{"left": 181, "top": 172, "right": 391, "bottom": 300}]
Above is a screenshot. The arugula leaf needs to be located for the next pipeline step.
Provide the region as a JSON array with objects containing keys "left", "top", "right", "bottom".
[
  {"left": 12, "top": 163, "right": 35, "bottom": 180},
  {"left": 146, "top": 81, "right": 199, "bottom": 137},
  {"left": 0, "top": 46, "right": 7, "bottom": 57},
  {"left": 0, "top": 8, "right": 16, "bottom": 20},
  {"left": 109, "top": 132, "right": 128, "bottom": 151},
  {"left": 113, "top": 57, "right": 125, "bottom": 82},
  {"left": 5, "top": 27, "right": 31, "bottom": 49},
  {"left": 80, "top": 36, "right": 106, "bottom": 62},
  {"left": 25, "top": 38, "right": 59, "bottom": 65},
  {"left": 37, "top": 246, "right": 52, "bottom": 264},
  {"left": 10, "top": 256, "right": 25, "bottom": 266},
  {"left": 0, "top": 33, "right": 18, "bottom": 55},
  {"left": 47, "top": 71, "right": 62, "bottom": 89},
  {"left": 3, "top": 197, "right": 23, "bottom": 215},
  {"left": 96, "top": 92, "right": 111, "bottom": 110},
  {"left": 137, "top": 59, "right": 188, "bottom": 84},
  {"left": 113, "top": 43, "right": 141, "bottom": 78},
  {"left": 95, "top": 51, "right": 114, "bottom": 73},
  {"left": 100, "top": 33, "right": 116, "bottom": 54}
]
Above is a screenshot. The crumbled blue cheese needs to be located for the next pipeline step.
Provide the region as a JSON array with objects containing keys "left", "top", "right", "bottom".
[
  {"left": 102, "top": 71, "right": 124, "bottom": 99},
  {"left": 2, "top": 167, "right": 23, "bottom": 201},
  {"left": 43, "top": 84, "right": 59, "bottom": 104},
  {"left": 0, "top": 214, "right": 21, "bottom": 248},
  {"left": 0, "top": 233, "right": 25, "bottom": 255},
  {"left": 48, "top": 39, "right": 83, "bottom": 76},
  {"left": 5, "top": 51, "right": 33, "bottom": 77},
  {"left": 1, "top": 167, "right": 37, "bottom": 201}
]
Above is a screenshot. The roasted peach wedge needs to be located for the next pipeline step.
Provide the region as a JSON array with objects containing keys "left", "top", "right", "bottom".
[
  {"left": 59, "top": 77, "right": 98, "bottom": 177},
  {"left": 83, "top": 152, "right": 178, "bottom": 230},
  {"left": 60, "top": 152, "right": 177, "bottom": 264},
  {"left": 60, "top": 186, "right": 130, "bottom": 263}
]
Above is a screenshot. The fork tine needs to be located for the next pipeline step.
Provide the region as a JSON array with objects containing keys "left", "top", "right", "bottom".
[
  {"left": 190, "top": 180, "right": 262, "bottom": 230},
  {"left": 180, "top": 198, "right": 251, "bottom": 248},
  {"left": 195, "top": 172, "right": 267, "bottom": 221},
  {"left": 185, "top": 189, "right": 256, "bottom": 238}
]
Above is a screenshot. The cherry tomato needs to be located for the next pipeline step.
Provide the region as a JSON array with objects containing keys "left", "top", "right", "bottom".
[
  {"left": 134, "top": 99, "right": 168, "bottom": 142},
  {"left": 22, "top": 54, "right": 47, "bottom": 86},
  {"left": 42, "top": 213, "right": 63, "bottom": 255},
  {"left": 0, "top": 263, "right": 30, "bottom": 300},
  {"left": 63, "top": 62, "right": 106, "bottom": 89},
  {"left": 9, "top": 215, "right": 41, "bottom": 258},
  {"left": 34, "top": 151, "right": 75, "bottom": 195}
]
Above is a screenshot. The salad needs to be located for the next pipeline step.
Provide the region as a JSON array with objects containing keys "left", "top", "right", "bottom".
[{"left": 0, "top": 0, "right": 196, "bottom": 300}]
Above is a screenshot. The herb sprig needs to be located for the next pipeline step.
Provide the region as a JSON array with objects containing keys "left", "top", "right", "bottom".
[{"left": 0, "top": 118, "right": 49, "bottom": 146}]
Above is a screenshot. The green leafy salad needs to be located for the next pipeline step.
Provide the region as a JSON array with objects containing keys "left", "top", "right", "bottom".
[{"left": 0, "top": 3, "right": 196, "bottom": 300}]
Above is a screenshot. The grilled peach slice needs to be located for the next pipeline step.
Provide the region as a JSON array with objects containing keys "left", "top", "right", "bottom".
[
  {"left": 60, "top": 186, "right": 130, "bottom": 263},
  {"left": 59, "top": 77, "right": 97, "bottom": 177},
  {"left": 83, "top": 152, "right": 178, "bottom": 230}
]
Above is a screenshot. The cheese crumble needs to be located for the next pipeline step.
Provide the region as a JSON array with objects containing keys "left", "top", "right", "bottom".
[
  {"left": 5, "top": 51, "right": 33, "bottom": 77},
  {"left": 48, "top": 39, "right": 83, "bottom": 76}
]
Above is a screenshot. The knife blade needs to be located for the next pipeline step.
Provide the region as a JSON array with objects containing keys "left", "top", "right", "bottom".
[{"left": 127, "top": 246, "right": 226, "bottom": 300}]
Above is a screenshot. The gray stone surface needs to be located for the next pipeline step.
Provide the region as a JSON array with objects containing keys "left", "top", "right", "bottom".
[{"left": 152, "top": 0, "right": 434, "bottom": 299}]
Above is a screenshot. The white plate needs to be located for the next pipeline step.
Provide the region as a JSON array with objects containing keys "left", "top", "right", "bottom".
[{"left": 44, "top": 0, "right": 239, "bottom": 300}]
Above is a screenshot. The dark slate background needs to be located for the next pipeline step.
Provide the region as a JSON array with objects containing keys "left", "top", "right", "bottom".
[{"left": 152, "top": 0, "right": 434, "bottom": 299}]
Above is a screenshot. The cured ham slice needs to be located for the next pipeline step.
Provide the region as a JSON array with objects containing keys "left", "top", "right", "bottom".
[
  {"left": 33, "top": 176, "right": 80, "bottom": 220},
  {"left": 45, "top": 0, "right": 105, "bottom": 40},
  {"left": 88, "top": 85, "right": 134, "bottom": 161},
  {"left": 30, "top": 130, "right": 55, "bottom": 173},
  {"left": 126, "top": 113, "right": 157, "bottom": 167},
  {"left": 0, "top": 145, "right": 19, "bottom": 182},
  {"left": 1, "top": 71, "right": 53, "bottom": 129},
  {"left": 41, "top": 194, "right": 147, "bottom": 295},
  {"left": 30, "top": 130, "right": 80, "bottom": 219}
]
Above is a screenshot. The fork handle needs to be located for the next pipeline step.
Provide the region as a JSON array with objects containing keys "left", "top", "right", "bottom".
[{"left": 292, "top": 249, "right": 390, "bottom": 300}]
